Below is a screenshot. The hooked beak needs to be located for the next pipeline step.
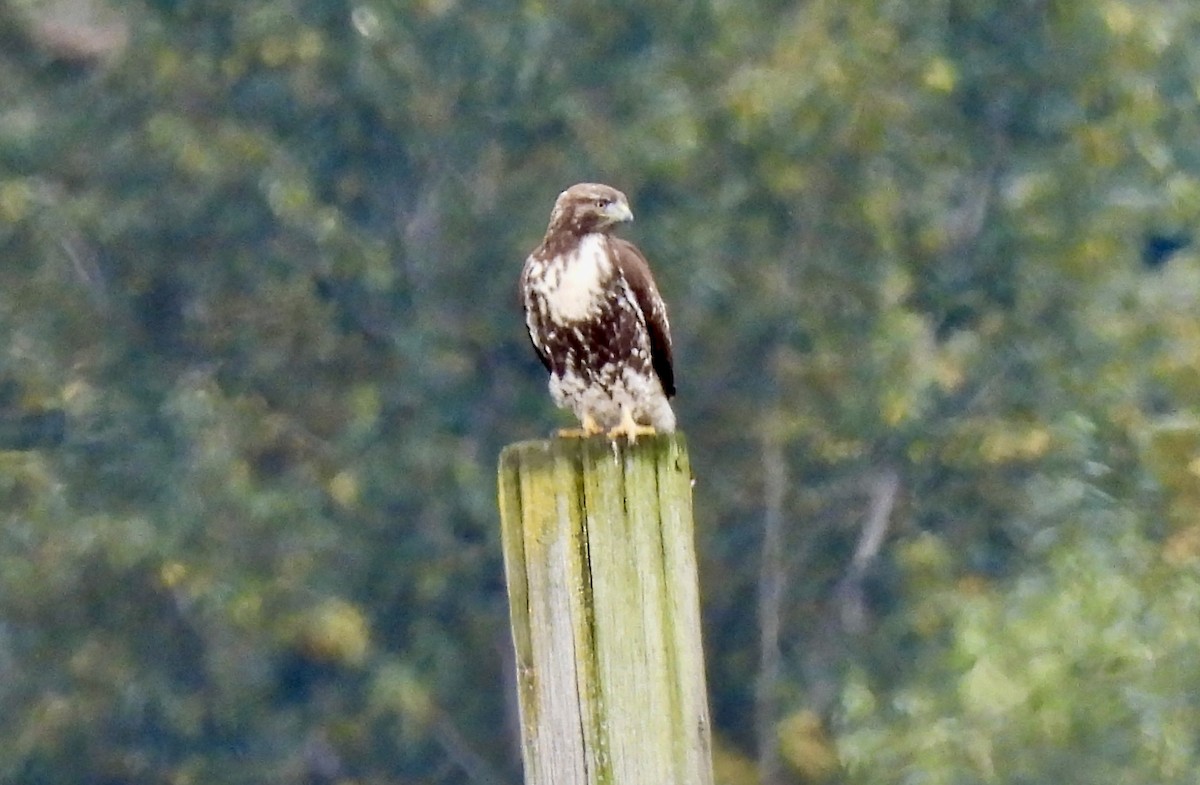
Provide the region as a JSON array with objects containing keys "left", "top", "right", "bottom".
[{"left": 603, "top": 199, "right": 634, "bottom": 224}]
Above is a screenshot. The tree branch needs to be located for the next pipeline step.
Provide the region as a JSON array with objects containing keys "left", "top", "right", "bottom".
[
  {"left": 835, "top": 468, "right": 900, "bottom": 634},
  {"left": 755, "top": 431, "right": 787, "bottom": 785}
]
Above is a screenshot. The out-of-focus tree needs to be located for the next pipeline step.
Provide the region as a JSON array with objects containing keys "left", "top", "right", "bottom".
[{"left": 3, "top": 0, "right": 1200, "bottom": 782}]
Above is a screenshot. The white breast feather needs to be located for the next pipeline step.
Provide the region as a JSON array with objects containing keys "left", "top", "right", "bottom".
[{"left": 543, "top": 234, "right": 612, "bottom": 323}]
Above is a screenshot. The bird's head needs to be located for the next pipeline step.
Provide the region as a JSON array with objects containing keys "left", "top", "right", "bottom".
[{"left": 546, "top": 182, "right": 634, "bottom": 237}]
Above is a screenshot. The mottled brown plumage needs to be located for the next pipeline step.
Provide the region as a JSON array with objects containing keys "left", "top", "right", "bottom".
[{"left": 521, "top": 183, "right": 675, "bottom": 438}]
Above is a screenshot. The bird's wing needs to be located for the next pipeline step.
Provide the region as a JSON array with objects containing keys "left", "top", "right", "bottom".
[
  {"left": 519, "top": 255, "right": 554, "bottom": 373},
  {"left": 612, "top": 238, "right": 675, "bottom": 397}
]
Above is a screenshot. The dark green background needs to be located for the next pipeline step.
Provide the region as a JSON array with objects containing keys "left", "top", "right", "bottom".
[{"left": 3, "top": 0, "right": 1200, "bottom": 782}]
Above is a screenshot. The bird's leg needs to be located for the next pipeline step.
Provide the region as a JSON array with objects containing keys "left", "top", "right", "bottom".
[
  {"left": 606, "top": 407, "right": 657, "bottom": 443},
  {"left": 557, "top": 412, "right": 605, "bottom": 439}
]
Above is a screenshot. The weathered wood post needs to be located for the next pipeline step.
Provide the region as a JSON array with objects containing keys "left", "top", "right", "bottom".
[{"left": 497, "top": 433, "right": 713, "bottom": 785}]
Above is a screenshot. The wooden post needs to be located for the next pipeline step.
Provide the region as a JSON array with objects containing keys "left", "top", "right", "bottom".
[{"left": 497, "top": 433, "right": 713, "bottom": 785}]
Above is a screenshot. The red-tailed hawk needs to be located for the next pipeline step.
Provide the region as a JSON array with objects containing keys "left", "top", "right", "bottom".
[{"left": 521, "top": 183, "right": 675, "bottom": 440}]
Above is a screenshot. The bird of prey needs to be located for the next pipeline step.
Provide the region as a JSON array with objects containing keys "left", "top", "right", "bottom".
[{"left": 521, "top": 182, "right": 675, "bottom": 440}]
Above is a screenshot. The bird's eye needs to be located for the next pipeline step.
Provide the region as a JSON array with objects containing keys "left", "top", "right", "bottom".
[{"left": 595, "top": 198, "right": 609, "bottom": 207}]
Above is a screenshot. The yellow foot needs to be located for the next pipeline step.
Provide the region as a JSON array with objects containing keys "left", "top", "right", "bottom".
[
  {"left": 557, "top": 413, "right": 604, "bottom": 439},
  {"left": 606, "top": 409, "right": 657, "bottom": 444}
]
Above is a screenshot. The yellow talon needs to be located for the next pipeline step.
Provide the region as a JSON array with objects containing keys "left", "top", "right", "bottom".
[
  {"left": 606, "top": 408, "right": 657, "bottom": 443},
  {"left": 557, "top": 413, "right": 605, "bottom": 439}
]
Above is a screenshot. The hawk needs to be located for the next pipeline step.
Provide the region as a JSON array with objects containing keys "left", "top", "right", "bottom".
[{"left": 521, "top": 183, "right": 676, "bottom": 440}]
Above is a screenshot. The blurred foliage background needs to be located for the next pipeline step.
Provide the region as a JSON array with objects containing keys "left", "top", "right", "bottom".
[{"left": 3, "top": 0, "right": 1200, "bottom": 782}]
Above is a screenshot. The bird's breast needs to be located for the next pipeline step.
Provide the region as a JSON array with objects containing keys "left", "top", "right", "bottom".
[{"left": 536, "top": 234, "right": 614, "bottom": 324}]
